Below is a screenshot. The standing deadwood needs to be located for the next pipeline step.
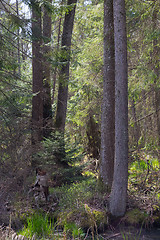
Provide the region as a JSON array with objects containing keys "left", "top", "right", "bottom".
[
  {"left": 54, "top": 0, "right": 77, "bottom": 131},
  {"left": 31, "top": 0, "right": 43, "bottom": 144},
  {"left": 42, "top": 0, "right": 53, "bottom": 138},
  {"left": 109, "top": 0, "right": 128, "bottom": 217},
  {"left": 100, "top": 0, "right": 115, "bottom": 190}
]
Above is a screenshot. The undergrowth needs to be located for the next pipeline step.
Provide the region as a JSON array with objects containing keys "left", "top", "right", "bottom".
[
  {"left": 19, "top": 212, "right": 54, "bottom": 239},
  {"left": 2, "top": 149, "right": 160, "bottom": 239}
]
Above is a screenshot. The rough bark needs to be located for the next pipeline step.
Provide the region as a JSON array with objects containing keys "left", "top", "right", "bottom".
[
  {"left": 52, "top": 13, "right": 62, "bottom": 105},
  {"left": 54, "top": 0, "right": 77, "bottom": 131},
  {"left": 100, "top": 0, "right": 115, "bottom": 190},
  {"left": 152, "top": 5, "right": 160, "bottom": 146},
  {"left": 87, "top": 114, "right": 100, "bottom": 159},
  {"left": 31, "top": 0, "right": 43, "bottom": 144},
  {"left": 109, "top": 0, "right": 128, "bottom": 217},
  {"left": 131, "top": 97, "right": 140, "bottom": 148},
  {"left": 16, "top": 0, "right": 21, "bottom": 76},
  {"left": 42, "top": 0, "right": 52, "bottom": 138}
]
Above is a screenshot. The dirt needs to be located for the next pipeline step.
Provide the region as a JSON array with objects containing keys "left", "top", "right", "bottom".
[{"left": 100, "top": 227, "right": 160, "bottom": 240}]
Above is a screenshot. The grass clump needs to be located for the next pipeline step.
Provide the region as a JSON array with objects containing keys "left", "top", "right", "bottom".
[
  {"left": 19, "top": 212, "right": 54, "bottom": 238},
  {"left": 63, "top": 222, "right": 85, "bottom": 239},
  {"left": 125, "top": 209, "right": 148, "bottom": 225},
  {"left": 56, "top": 179, "right": 108, "bottom": 239}
]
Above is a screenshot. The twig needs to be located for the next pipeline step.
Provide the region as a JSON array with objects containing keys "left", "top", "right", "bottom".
[
  {"left": 104, "top": 233, "right": 121, "bottom": 239},
  {"left": 84, "top": 227, "right": 91, "bottom": 240}
]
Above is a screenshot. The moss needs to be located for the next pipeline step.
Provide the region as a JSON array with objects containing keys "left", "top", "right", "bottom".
[
  {"left": 125, "top": 209, "right": 149, "bottom": 225},
  {"left": 57, "top": 205, "right": 108, "bottom": 232},
  {"left": 93, "top": 209, "right": 108, "bottom": 230},
  {"left": 58, "top": 209, "right": 86, "bottom": 228}
]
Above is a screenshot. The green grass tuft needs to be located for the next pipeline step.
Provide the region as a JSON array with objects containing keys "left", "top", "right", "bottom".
[{"left": 19, "top": 213, "right": 54, "bottom": 238}]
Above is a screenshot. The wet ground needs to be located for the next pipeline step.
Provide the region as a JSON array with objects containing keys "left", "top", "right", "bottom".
[{"left": 100, "top": 227, "right": 160, "bottom": 239}]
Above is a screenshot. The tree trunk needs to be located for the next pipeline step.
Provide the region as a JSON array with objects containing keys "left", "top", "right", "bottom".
[
  {"left": 16, "top": 0, "right": 21, "bottom": 76},
  {"left": 152, "top": 5, "right": 160, "bottom": 147},
  {"left": 52, "top": 12, "right": 62, "bottom": 105},
  {"left": 109, "top": 0, "right": 128, "bottom": 217},
  {"left": 131, "top": 97, "right": 140, "bottom": 148},
  {"left": 100, "top": 0, "right": 115, "bottom": 190},
  {"left": 42, "top": 0, "right": 52, "bottom": 138},
  {"left": 31, "top": 0, "right": 43, "bottom": 144},
  {"left": 54, "top": 0, "right": 77, "bottom": 131}
]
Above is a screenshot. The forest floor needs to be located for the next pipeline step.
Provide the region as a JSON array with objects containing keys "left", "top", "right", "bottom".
[
  {"left": 1, "top": 152, "right": 160, "bottom": 239},
  {"left": 100, "top": 226, "right": 160, "bottom": 239},
  {"left": 1, "top": 179, "right": 160, "bottom": 240}
]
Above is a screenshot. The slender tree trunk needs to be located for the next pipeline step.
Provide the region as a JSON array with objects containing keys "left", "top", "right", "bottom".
[
  {"left": 152, "top": 5, "right": 160, "bottom": 146},
  {"left": 52, "top": 13, "right": 62, "bottom": 105},
  {"left": 54, "top": 0, "right": 77, "bottom": 131},
  {"left": 131, "top": 97, "right": 140, "bottom": 148},
  {"left": 109, "top": 0, "right": 128, "bottom": 217},
  {"left": 16, "top": 0, "right": 21, "bottom": 76},
  {"left": 100, "top": 0, "right": 115, "bottom": 190},
  {"left": 31, "top": 0, "right": 43, "bottom": 144},
  {"left": 42, "top": 0, "right": 52, "bottom": 138},
  {"left": 142, "top": 89, "right": 147, "bottom": 145}
]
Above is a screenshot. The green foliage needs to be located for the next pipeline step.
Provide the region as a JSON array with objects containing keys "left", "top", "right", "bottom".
[
  {"left": 121, "top": 227, "right": 142, "bottom": 240},
  {"left": 63, "top": 222, "right": 85, "bottom": 239},
  {"left": 56, "top": 178, "right": 107, "bottom": 238},
  {"left": 125, "top": 209, "right": 148, "bottom": 225},
  {"left": 59, "top": 178, "right": 96, "bottom": 210},
  {"left": 66, "top": 1, "right": 103, "bottom": 150},
  {"left": 32, "top": 131, "right": 84, "bottom": 165},
  {"left": 19, "top": 213, "right": 54, "bottom": 238}
]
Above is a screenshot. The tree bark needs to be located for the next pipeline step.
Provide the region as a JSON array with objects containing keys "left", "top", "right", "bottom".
[
  {"left": 109, "top": 0, "right": 128, "bottom": 217},
  {"left": 152, "top": 4, "right": 160, "bottom": 147},
  {"left": 54, "top": 0, "right": 77, "bottom": 131},
  {"left": 52, "top": 11, "right": 62, "bottom": 105},
  {"left": 131, "top": 97, "right": 140, "bottom": 148},
  {"left": 42, "top": 0, "right": 53, "bottom": 138},
  {"left": 31, "top": 0, "right": 43, "bottom": 144},
  {"left": 100, "top": 0, "right": 115, "bottom": 190},
  {"left": 16, "top": 0, "right": 21, "bottom": 76}
]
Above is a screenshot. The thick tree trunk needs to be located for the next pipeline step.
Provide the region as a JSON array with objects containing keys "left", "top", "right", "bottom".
[
  {"left": 100, "top": 0, "right": 115, "bottom": 190},
  {"left": 42, "top": 0, "right": 52, "bottom": 138},
  {"left": 109, "top": 0, "right": 128, "bottom": 217},
  {"left": 31, "top": 0, "right": 43, "bottom": 144},
  {"left": 54, "top": 0, "right": 77, "bottom": 131}
]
